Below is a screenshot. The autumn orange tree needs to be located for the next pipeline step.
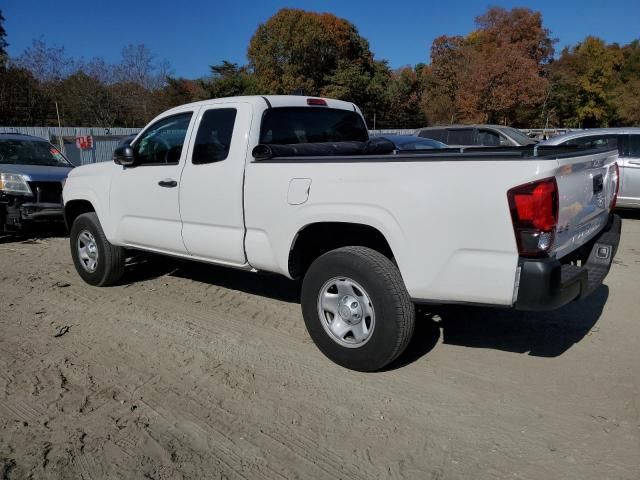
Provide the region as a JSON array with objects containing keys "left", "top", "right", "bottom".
[{"left": 423, "top": 7, "right": 555, "bottom": 126}]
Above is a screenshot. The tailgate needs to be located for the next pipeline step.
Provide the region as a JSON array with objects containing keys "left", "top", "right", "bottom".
[{"left": 553, "top": 148, "right": 619, "bottom": 258}]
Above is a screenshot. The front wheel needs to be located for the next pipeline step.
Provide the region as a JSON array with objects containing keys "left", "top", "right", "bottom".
[
  {"left": 70, "top": 212, "right": 124, "bottom": 286},
  {"left": 301, "top": 246, "right": 415, "bottom": 371}
]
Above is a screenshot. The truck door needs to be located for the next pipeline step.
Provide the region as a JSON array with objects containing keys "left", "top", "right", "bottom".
[
  {"left": 110, "top": 111, "right": 194, "bottom": 254},
  {"left": 619, "top": 134, "right": 640, "bottom": 207},
  {"left": 179, "top": 103, "right": 251, "bottom": 265}
]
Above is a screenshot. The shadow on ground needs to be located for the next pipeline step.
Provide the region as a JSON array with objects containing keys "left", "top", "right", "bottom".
[
  {"left": 389, "top": 285, "right": 609, "bottom": 369},
  {"left": 124, "top": 255, "right": 301, "bottom": 304},
  {"left": 124, "top": 256, "right": 608, "bottom": 369}
]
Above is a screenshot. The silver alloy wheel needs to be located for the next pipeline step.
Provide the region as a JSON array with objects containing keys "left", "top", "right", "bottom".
[
  {"left": 77, "top": 230, "right": 99, "bottom": 273},
  {"left": 317, "top": 276, "right": 375, "bottom": 348}
]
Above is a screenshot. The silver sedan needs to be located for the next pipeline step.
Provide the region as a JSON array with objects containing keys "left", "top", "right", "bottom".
[{"left": 540, "top": 128, "right": 640, "bottom": 209}]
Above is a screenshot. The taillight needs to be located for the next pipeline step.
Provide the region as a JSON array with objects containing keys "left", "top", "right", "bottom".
[
  {"left": 507, "top": 177, "right": 558, "bottom": 258},
  {"left": 610, "top": 162, "right": 620, "bottom": 210},
  {"left": 307, "top": 98, "right": 327, "bottom": 106}
]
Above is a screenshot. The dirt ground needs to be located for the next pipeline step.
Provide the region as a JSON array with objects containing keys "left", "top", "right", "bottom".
[{"left": 1, "top": 215, "right": 639, "bottom": 480}]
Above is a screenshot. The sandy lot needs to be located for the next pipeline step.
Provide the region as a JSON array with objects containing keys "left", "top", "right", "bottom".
[{"left": 1, "top": 215, "right": 639, "bottom": 480}]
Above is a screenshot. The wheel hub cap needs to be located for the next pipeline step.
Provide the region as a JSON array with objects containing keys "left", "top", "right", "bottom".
[
  {"left": 77, "top": 230, "right": 99, "bottom": 273},
  {"left": 317, "top": 277, "right": 375, "bottom": 348}
]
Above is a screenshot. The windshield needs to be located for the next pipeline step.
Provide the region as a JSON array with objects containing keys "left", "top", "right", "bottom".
[
  {"left": 503, "top": 127, "right": 537, "bottom": 145},
  {"left": 0, "top": 139, "right": 72, "bottom": 167},
  {"left": 260, "top": 107, "right": 368, "bottom": 144}
]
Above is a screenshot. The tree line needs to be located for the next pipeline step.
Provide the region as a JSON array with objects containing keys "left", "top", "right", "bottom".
[{"left": 1, "top": 7, "right": 638, "bottom": 129}]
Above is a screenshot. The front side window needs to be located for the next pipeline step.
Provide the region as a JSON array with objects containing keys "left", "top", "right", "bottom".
[
  {"left": 192, "top": 109, "right": 237, "bottom": 164},
  {"left": 259, "top": 107, "right": 368, "bottom": 145},
  {"left": 133, "top": 112, "right": 192, "bottom": 166}
]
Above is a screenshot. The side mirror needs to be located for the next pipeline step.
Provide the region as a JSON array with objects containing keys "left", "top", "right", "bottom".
[{"left": 113, "top": 145, "right": 136, "bottom": 166}]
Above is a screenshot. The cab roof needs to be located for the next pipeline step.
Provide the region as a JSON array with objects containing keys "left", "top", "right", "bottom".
[
  {"left": 541, "top": 128, "right": 640, "bottom": 145},
  {"left": 162, "top": 95, "right": 359, "bottom": 115}
]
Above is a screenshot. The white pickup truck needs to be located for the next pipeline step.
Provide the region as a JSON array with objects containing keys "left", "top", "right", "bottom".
[{"left": 63, "top": 95, "right": 621, "bottom": 371}]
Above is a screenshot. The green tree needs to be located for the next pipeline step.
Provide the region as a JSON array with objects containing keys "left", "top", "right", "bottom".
[
  {"left": 549, "top": 37, "right": 623, "bottom": 127},
  {"left": 54, "top": 72, "right": 121, "bottom": 126},
  {"left": 379, "top": 66, "right": 426, "bottom": 128},
  {"left": 425, "top": 35, "right": 468, "bottom": 124},
  {"left": 613, "top": 40, "right": 640, "bottom": 125},
  {"left": 0, "top": 9, "right": 8, "bottom": 69},
  {"left": 247, "top": 8, "right": 392, "bottom": 126},
  {"left": 0, "top": 67, "right": 49, "bottom": 125},
  {"left": 247, "top": 8, "right": 377, "bottom": 96},
  {"left": 204, "top": 61, "right": 258, "bottom": 98},
  {"left": 321, "top": 59, "right": 391, "bottom": 127}
]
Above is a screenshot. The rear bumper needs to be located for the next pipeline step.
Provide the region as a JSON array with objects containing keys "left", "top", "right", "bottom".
[{"left": 514, "top": 214, "right": 621, "bottom": 311}]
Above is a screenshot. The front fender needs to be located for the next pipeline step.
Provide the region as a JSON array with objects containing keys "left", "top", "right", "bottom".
[{"left": 63, "top": 185, "right": 114, "bottom": 241}]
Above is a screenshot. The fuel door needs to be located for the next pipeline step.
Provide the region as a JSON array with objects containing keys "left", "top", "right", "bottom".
[{"left": 287, "top": 178, "right": 312, "bottom": 205}]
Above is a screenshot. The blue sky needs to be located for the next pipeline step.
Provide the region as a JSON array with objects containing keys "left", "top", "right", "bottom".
[{"left": 3, "top": 0, "right": 640, "bottom": 79}]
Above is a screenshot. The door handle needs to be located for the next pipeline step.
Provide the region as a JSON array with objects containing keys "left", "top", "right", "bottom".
[{"left": 158, "top": 179, "right": 177, "bottom": 188}]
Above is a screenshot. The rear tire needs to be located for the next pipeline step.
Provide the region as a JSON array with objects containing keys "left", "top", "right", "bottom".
[
  {"left": 70, "top": 212, "right": 124, "bottom": 286},
  {"left": 301, "top": 246, "right": 415, "bottom": 371}
]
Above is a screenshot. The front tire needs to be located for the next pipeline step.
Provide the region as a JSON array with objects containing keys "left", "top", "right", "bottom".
[
  {"left": 301, "top": 246, "right": 415, "bottom": 371},
  {"left": 70, "top": 212, "right": 124, "bottom": 286}
]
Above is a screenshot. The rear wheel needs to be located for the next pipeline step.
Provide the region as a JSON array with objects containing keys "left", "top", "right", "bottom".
[
  {"left": 70, "top": 212, "right": 124, "bottom": 286},
  {"left": 301, "top": 246, "right": 415, "bottom": 371}
]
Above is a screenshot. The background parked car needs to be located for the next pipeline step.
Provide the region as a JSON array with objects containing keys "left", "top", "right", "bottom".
[
  {"left": 378, "top": 135, "right": 447, "bottom": 151},
  {"left": 539, "top": 128, "right": 640, "bottom": 209},
  {"left": 0, "top": 133, "right": 73, "bottom": 232},
  {"left": 417, "top": 125, "right": 537, "bottom": 147}
]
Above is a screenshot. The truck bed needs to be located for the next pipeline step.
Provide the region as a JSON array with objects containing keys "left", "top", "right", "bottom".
[{"left": 245, "top": 144, "right": 619, "bottom": 306}]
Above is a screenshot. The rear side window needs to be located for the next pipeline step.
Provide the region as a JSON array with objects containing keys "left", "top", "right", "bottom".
[
  {"left": 192, "top": 108, "right": 237, "bottom": 164},
  {"left": 447, "top": 129, "right": 474, "bottom": 145},
  {"left": 259, "top": 107, "right": 368, "bottom": 144},
  {"left": 627, "top": 135, "right": 640, "bottom": 157},
  {"left": 565, "top": 135, "right": 618, "bottom": 149},
  {"left": 419, "top": 129, "right": 447, "bottom": 143}
]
